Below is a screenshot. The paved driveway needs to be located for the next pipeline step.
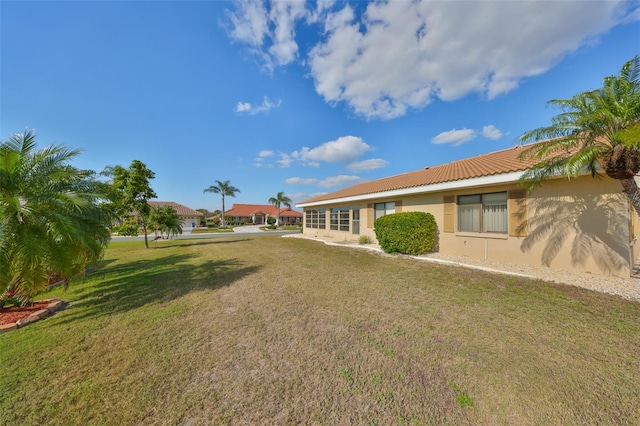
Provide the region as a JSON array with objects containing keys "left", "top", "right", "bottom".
[{"left": 232, "top": 225, "right": 265, "bottom": 233}]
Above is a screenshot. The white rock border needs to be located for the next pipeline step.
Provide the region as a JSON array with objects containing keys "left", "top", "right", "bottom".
[{"left": 0, "top": 298, "right": 64, "bottom": 334}]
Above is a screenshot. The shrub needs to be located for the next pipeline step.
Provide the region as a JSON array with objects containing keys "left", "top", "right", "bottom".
[
  {"left": 267, "top": 217, "right": 277, "bottom": 225},
  {"left": 374, "top": 211, "right": 437, "bottom": 255},
  {"left": 358, "top": 235, "right": 372, "bottom": 244}
]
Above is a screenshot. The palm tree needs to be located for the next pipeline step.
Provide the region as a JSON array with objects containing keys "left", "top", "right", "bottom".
[
  {"left": 268, "top": 191, "right": 292, "bottom": 228},
  {"left": 0, "top": 130, "right": 113, "bottom": 303},
  {"left": 150, "top": 205, "right": 182, "bottom": 239},
  {"left": 203, "top": 180, "right": 240, "bottom": 228},
  {"left": 519, "top": 55, "right": 640, "bottom": 215}
]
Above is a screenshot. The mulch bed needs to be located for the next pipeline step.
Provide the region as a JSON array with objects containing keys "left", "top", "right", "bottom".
[{"left": 0, "top": 301, "right": 55, "bottom": 326}]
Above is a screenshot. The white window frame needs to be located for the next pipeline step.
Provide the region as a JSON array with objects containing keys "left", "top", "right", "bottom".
[
  {"left": 457, "top": 192, "right": 507, "bottom": 234},
  {"left": 374, "top": 202, "right": 395, "bottom": 222}
]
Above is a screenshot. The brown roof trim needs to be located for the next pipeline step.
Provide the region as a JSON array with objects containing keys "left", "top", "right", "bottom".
[{"left": 298, "top": 144, "right": 540, "bottom": 205}]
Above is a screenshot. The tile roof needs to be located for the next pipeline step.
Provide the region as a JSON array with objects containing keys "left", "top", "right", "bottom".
[
  {"left": 148, "top": 201, "right": 204, "bottom": 217},
  {"left": 299, "top": 145, "right": 541, "bottom": 204},
  {"left": 225, "top": 204, "right": 303, "bottom": 217}
]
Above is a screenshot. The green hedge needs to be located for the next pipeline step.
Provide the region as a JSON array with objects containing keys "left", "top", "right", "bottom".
[{"left": 374, "top": 211, "right": 437, "bottom": 255}]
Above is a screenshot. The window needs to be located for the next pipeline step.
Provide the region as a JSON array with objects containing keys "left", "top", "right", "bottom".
[
  {"left": 374, "top": 202, "right": 395, "bottom": 222},
  {"left": 330, "top": 208, "right": 338, "bottom": 230},
  {"left": 305, "top": 209, "right": 326, "bottom": 229},
  {"left": 352, "top": 209, "right": 360, "bottom": 234},
  {"left": 339, "top": 209, "right": 349, "bottom": 231},
  {"left": 458, "top": 192, "right": 507, "bottom": 233},
  {"left": 330, "top": 207, "right": 351, "bottom": 231}
]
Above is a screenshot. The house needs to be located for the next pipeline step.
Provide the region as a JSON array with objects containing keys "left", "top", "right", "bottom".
[
  {"left": 296, "top": 145, "right": 640, "bottom": 278},
  {"left": 224, "top": 204, "right": 303, "bottom": 225},
  {"left": 148, "top": 201, "right": 204, "bottom": 228}
]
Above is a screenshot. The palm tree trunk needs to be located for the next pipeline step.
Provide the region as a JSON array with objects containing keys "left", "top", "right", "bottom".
[
  {"left": 620, "top": 177, "right": 640, "bottom": 217},
  {"left": 221, "top": 195, "right": 226, "bottom": 228}
]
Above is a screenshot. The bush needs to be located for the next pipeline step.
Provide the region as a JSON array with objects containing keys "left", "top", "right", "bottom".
[
  {"left": 374, "top": 211, "right": 437, "bottom": 255},
  {"left": 358, "top": 235, "right": 372, "bottom": 244},
  {"left": 267, "top": 217, "right": 277, "bottom": 225}
]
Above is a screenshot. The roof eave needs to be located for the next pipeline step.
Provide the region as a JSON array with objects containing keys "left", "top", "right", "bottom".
[{"left": 296, "top": 171, "right": 526, "bottom": 208}]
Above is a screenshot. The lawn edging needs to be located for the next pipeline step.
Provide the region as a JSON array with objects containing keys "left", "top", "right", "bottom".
[{"left": 0, "top": 299, "right": 65, "bottom": 334}]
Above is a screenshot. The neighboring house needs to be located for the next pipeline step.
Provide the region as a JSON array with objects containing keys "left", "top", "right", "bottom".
[
  {"left": 148, "top": 201, "right": 204, "bottom": 228},
  {"left": 297, "top": 145, "right": 640, "bottom": 278},
  {"left": 224, "top": 204, "right": 303, "bottom": 225}
]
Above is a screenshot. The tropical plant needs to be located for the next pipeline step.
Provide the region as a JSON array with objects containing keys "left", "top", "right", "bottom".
[
  {"left": 203, "top": 180, "right": 240, "bottom": 228},
  {"left": 268, "top": 191, "right": 292, "bottom": 228},
  {"left": 150, "top": 205, "right": 183, "bottom": 239},
  {"left": 102, "top": 160, "right": 157, "bottom": 248},
  {"left": 519, "top": 55, "right": 640, "bottom": 215},
  {"left": 0, "top": 130, "right": 113, "bottom": 302}
]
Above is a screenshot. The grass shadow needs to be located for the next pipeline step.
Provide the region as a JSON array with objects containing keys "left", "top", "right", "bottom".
[
  {"left": 150, "top": 238, "right": 254, "bottom": 249},
  {"left": 55, "top": 252, "right": 260, "bottom": 325}
]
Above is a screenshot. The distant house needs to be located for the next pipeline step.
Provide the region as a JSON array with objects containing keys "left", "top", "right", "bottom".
[
  {"left": 297, "top": 145, "right": 640, "bottom": 279},
  {"left": 224, "top": 204, "right": 303, "bottom": 225},
  {"left": 148, "top": 201, "right": 204, "bottom": 228}
]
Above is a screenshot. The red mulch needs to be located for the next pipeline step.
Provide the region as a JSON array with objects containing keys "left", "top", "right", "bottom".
[{"left": 0, "top": 301, "right": 51, "bottom": 326}]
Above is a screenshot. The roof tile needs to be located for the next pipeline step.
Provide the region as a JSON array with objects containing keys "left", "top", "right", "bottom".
[
  {"left": 148, "top": 201, "right": 203, "bottom": 217},
  {"left": 225, "top": 204, "right": 302, "bottom": 217},
  {"left": 299, "top": 145, "right": 540, "bottom": 204}
]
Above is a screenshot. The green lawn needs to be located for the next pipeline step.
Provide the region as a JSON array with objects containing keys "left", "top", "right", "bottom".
[{"left": 1, "top": 236, "right": 639, "bottom": 425}]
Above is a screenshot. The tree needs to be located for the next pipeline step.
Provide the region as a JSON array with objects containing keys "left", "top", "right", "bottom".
[
  {"left": 268, "top": 191, "right": 292, "bottom": 228},
  {"left": 104, "top": 160, "right": 157, "bottom": 248},
  {"left": 519, "top": 55, "right": 640, "bottom": 215},
  {"left": 0, "top": 130, "right": 113, "bottom": 302},
  {"left": 203, "top": 180, "right": 240, "bottom": 228},
  {"left": 150, "top": 205, "right": 182, "bottom": 239}
]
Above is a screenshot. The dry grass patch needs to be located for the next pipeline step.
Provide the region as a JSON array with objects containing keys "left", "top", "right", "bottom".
[{"left": 1, "top": 236, "right": 639, "bottom": 425}]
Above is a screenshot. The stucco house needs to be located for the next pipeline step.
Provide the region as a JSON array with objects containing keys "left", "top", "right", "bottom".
[
  {"left": 224, "top": 204, "right": 303, "bottom": 225},
  {"left": 148, "top": 201, "right": 204, "bottom": 228},
  {"left": 297, "top": 145, "right": 640, "bottom": 279}
]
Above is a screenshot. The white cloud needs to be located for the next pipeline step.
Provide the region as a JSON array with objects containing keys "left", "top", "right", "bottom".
[
  {"left": 285, "top": 177, "right": 319, "bottom": 185},
  {"left": 432, "top": 128, "right": 477, "bottom": 146},
  {"left": 278, "top": 152, "right": 293, "bottom": 168},
  {"left": 318, "top": 174, "right": 362, "bottom": 188},
  {"left": 285, "top": 174, "right": 362, "bottom": 188},
  {"left": 294, "top": 135, "right": 372, "bottom": 165},
  {"left": 482, "top": 125, "right": 503, "bottom": 140},
  {"left": 236, "top": 96, "right": 282, "bottom": 115},
  {"left": 268, "top": 1, "right": 307, "bottom": 66},
  {"left": 347, "top": 158, "right": 388, "bottom": 172},
  {"left": 287, "top": 191, "right": 328, "bottom": 203},
  {"left": 227, "top": 0, "right": 269, "bottom": 47},
  {"left": 236, "top": 102, "right": 252, "bottom": 112},
  {"left": 253, "top": 150, "right": 276, "bottom": 167},
  {"left": 227, "top": 0, "right": 306, "bottom": 71},
  {"left": 227, "top": 1, "right": 635, "bottom": 119}
]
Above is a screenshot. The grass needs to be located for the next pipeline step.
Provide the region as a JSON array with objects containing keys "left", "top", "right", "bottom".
[
  {"left": 1, "top": 236, "right": 639, "bottom": 425},
  {"left": 190, "top": 227, "right": 234, "bottom": 234}
]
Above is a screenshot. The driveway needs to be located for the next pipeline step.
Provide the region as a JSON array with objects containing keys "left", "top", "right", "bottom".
[{"left": 232, "top": 225, "right": 265, "bottom": 233}]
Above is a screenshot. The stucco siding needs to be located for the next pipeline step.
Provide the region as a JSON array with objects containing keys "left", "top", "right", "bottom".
[{"left": 302, "top": 175, "right": 632, "bottom": 278}]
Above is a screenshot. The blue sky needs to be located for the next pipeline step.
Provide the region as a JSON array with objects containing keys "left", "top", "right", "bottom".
[{"left": 2, "top": 1, "right": 639, "bottom": 213}]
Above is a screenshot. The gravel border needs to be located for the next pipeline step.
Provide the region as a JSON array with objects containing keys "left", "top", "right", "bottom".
[{"left": 285, "top": 235, "right": 640, "bottom": 303}]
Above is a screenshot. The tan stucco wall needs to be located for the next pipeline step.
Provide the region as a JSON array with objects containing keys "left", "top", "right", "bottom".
[
  {"left": 180, "top": 216, "right": 202, "bottom": 228},
  {"left": 302, "top": 175, "right": 632, "bottom": 278}
]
